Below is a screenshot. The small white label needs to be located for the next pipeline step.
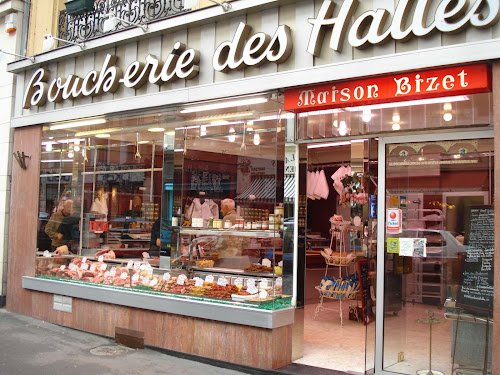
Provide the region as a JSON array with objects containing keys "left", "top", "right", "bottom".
[
  {"left": 82, "top": 257, "right": 87, "bottom": 263},
  {"left": 142, "top": 252, "right": 150, "bottom": 259},
  {"left": 43, "top": 250, "right": 51, "bottom": 258},
  {"left": 127, "top": 261, "right": 133, "bottom": 269},
  {"left": 247, "top": 278, "right": 256, "bottom": 286},
  {"left": 147, "top": 270, "right": 153, "bottom": 278},
  {"left": 259, "top": 279, "right": 268, "bottom": 288},
  {"left": 143, "top": 277, "right": 150, "bottom": 285},
  {"left": 104, "top": 271, "right": 110, "bottom": 278},
  {"left": 110, "top": 268, "right": 116, "bottom": 277},
  {"left": 59, "top": 265, "right": 66, "bottom": 270},
  {"left": 262, "top": 258, "right": 272, "bottom": 267},
  {"left": 120, "top": 272, "right": 128, "bottom": 280},
  {"left": 100, "top": 263, "right": 107, "bottom": 271},
  {"left": 134, "top": 262, "right": 141, "bottom": 269},
  {"left": 150, "top": 278, "right": 158, "bottom": 287},
  {"left": 217, "top": 277, "right": 228, "bottom": 287},
  {"left": 278, "top": 260, "right": 283, "bottom": 267},
  {"left": 132, "top": 273, "right": 140, "bottom": 282},
  {"left": 234, "top": 277, "right": 243, "bottom": 286},
  {"left": 163, "top": 273, "right": 171, "bottom": 281},
  {"left": 276, "top": 277, "right": 283, "bottom": 286},
  {"left": 140, "top": 264, "right": 146, "bottom": 271},
  {"left": 90, "top": 264, "right": 96, "bottom": 272},
  {"left": 259, "top": 290, "right": 268, "bottom": 299},
  {"left": 177, "top": 275, "right": 187, "bottom": 285},
  {"left": 205, "top": 275, "right": 214, "bottom": 283},
  {"left": 80, "top": 263, "right": 89, "bottom": 271},
  {"left": 69, "top": 263, "right": 77, "bottom": 271},
  {"left": 98, "top": 255, "right": 104, "bottom": 262},
  {"left": 247, "top": 285, "right": 258, "bottom": 294},
  {"left": 195, "top": 278, "right": 204, "bottom": 287}
]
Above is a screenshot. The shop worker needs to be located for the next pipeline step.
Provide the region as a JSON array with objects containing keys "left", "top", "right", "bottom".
[
  {"left": 45, "top": 199, "right": 73, "bottom": 251},
  {"left": 221, "top": 198, "right": 242, "bottom": 227}
]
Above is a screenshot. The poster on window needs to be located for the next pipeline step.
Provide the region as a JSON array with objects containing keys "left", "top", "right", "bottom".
[{"left": 386, "top": 208, "right": 402, "bottom": 233}]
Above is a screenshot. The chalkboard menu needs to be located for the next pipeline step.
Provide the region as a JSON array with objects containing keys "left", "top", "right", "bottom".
[
  {"left": 457, "top": 206, "right": 494, "bottom": 314},
  {"left": 357, "top": 259, "right": 374, "bottom": 325}
]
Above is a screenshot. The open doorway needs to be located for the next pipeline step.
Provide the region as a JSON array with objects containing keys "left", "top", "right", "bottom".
[{"left": 294, "top": 138, "right": 378, "bottom": 373}]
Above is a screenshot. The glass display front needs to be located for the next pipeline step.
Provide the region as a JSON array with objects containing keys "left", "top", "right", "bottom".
[{"left": 35, "top": 92, "right": 295, "bottom": 310}]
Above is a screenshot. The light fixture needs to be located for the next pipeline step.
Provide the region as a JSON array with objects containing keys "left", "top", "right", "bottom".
[
  {"left": 0, "top": 48, "right": 35, "bottom": 63},
  {"left": 443, "top": 112, "right": 453, "bottom": 122},
  {"left": 103, "top": 13, "right": 148, "bottom": 33},
  {"left": 68, "top": 150, "right": 74, "bottom": 158},
  {"left": 180, "top": 97, "right": 268, "bottom": 114},
  {"left": 443, "top": 103, "right": 453, "bottom": 111},
  {"left": 228, "top": 127, "right": 236, "bottom": 142},
  {"left": 392, "top": 123, "right": 401, "bottom": 131},
  {"left": 253, "top": 133, "right": 260, "bottom": 145},
  {"left": 453, "top": 154, "right": 461, "bottom": 159},
  {"left": 95, "top": 133, "right": 110, "bottom": 138},
  {"left": 5, "top": 13, "right": 17, "bottom": 34},
  {"left": 42, "top": 34, "right": 84, "bottom": 51},
  {"left": 362, "top": 109, "right": 372, "bottom": 123},
  {"left": 148, "top": 127, "right": 165, "bottom": 132},
  {"left": 49, "top": 118, "right": 106, "bottom": 131},
  {"left": 345, "top": 95, "right": 469, "bottom": 112},
  {"left": 41, "top": 159, "right": 73, "bottom": 163},
  {"left": 246, "top": 120, "right": 254, "bottom": 132},
  {"left": 299, "top": 109, "right": 342, "bottom": 117},
  {"left": 338, "top": 121, "right": 347, "bottom": 136},
  {"left": 73, "top": 139, "right": 81, "bottom": 152},
  {"left": 45, "top": 142, "right": 53, "bottom": 152},
  {"left": 254, "top": 113, "right": 295, "bottom": 122},
  {"left": 333, "top": 120, "right": 338, "bottom": 128},
  {"left": 183, "top": 0, "right": 231, "bottom": 12},
  {"left": 307, "top": 139, "right": 368, "bottom": 149},
  {"left": 392, "top": 114, "right": 400, "bottom": 122},
  {"left": 211, "top": 120, "right": 229, "bottom": 126},
  {"left": 200, "top": 125, "right": 207, "bottom": 136}
]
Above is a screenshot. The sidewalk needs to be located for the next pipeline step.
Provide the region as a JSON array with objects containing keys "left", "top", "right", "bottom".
[{"left": 0, "top": 308, "right": 248, "bottom": 375}]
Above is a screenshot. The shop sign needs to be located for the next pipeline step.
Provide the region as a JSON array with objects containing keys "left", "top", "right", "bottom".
[
  {"left": 308, "top": 0, "right": 500, "bottom": 55},
  {"left": 386, "top": 208, "right": 402, "bottom": 234},
  {"left": 284, "top": 64, "right": 490, "bottom": 112}
]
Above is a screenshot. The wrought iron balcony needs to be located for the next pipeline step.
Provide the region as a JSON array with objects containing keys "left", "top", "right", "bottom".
[{"left": 58, "top": 0, "right": 187, "bottom": 44}]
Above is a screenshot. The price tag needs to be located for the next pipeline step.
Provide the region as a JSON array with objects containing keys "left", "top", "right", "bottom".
[
  {"left": 127, "top": 261, "right": 133, "bottom": 269},
  {"left": 177, "top": 274, "right": 187, "bottom": 285},
  {"left": 205, "top": 275, "right": 214, "bottom": 283},
  {"left": 100, "top": 263, "right": 107, "bottom": 271},
  {"left": 195, "top": 278, "right": 204, "bottom": 287},
  {"left": 262, "top": 258, "right": 272, "bottom": 267},
  {"left": 132, "top": 273, "right": 140, "bottom": 282},
  {"left": 80, "top": 263, "right": 89, "bottom": 271},
  {"left": 259, "top": 290, "right": 268, "bottom": 299},
  {"left": 247, "top": 285, "right": 258, "bottom": 295},
  {"left": 82, "top": 257, "right": 87, "bottom": 263},
  {"left": 142, "top": 252, "right": 150, "bottom": 259},
  {"left": 90, "top": 264, "right": 96, "bottom": 272},
  {"left": 110, "top": 268, "right": 116, "bottom": 277},
  {"left": 134, "top": 262, "right": 141, "bottom": 269},
  {"left": 150, "top": 278, "right": 158, "bottom": 287},
  {"left": 146, "top": 263, "right": 153, "bottom": 271},
  {"left": 278, "top": 260, "right": 283, "bottom": 267},
  {"left": 43, "top": 250, "right": 51, "bottom": 258},
  {"left": 104, "top": 271, "right": 110, "bottom": 278},
  {"left": 162, "top": 273, "right": 171, "bottom": 281},
  {"left": 217, "top": 277, "right": 228, "bottom": 287},
  {"left": 69, "top": 263, "right": 77, "bottom": 271},
  {"left": 143, "top": 277, "right": 150, "bottom": 285},
  {"left": 59, "top": 265, "right": 66, "bottom": 270},
  {"left": 140, "top": 264, "right": 146, "bottom": 271},
  {"left": 276, "top": 277, "right": 283, "bottom": 286},
  {"left": 246, "top": 278, "right": 256, "bottom": 286},
  {"left": 259, "top": 279, "right": 268, "bottom": 288},
  {"left": 98, "top": 255, "right": 104, "bottom": 262},
  {"left": 147, "top": 270, "right": 153, "bottom": 278},
  {"left": 234, "top": 277, "right": 243, "bottom": 286},
  {"left": 120, "top": 272, "right": 128, "bottom": 280}
]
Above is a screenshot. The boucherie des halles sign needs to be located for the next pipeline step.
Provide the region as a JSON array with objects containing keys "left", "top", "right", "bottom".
[
  {"left": 284, "top": 64, "right": 491, "bottom": 112},
  {"left": 23, "top": 0, "right": 499, "bottom": 109}
]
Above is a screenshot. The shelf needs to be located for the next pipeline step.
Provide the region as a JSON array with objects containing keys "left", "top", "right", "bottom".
[
  {"left": 191, "top": 266, "right": 275, "bottom": 278},
  {"left": 179, "top": 228, "right": 281, "bottom": 238}
]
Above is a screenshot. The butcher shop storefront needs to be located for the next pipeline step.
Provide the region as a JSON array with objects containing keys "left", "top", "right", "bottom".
[{"left": 5, "top": 0, "right": 500, "bottom": 373}]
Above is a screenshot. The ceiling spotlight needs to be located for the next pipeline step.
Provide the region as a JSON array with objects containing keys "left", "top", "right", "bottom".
[
  {"left": 103, "top": 13, "right": 148, "bottom": 33},
  {"left": 45, "top": 142, "right": 53, "bottom": 152},
  {"left": 362, "top": 109, "right": 372, "bottom": 123},
  {"left": 392, "top": 123, "right": 401, "bottom": 131},
  {"left": 253, "top": 133, "right": 260, "bottom": 146},
  {"left": 148, "top": 127, "right": 165, "bottom": 132},
  {"left": 443, "top": 102, "right": 453, "bottom": 111},
  {"left": 333, "top": 120, "right": 338, "bottom": 128},
  {"left": 74, "top": 145, "right": 81, "bottom": 152},
  {"left": 392, "top": 114, "right": 400, "bottom": 122},
  {"left": 443, "top": 112, "right": 453, "bottom": 122},
  {"left": 42, "top": 34, "right": 84, "bottom": 51},
  {"left": 67, "top": 151, "right": 74, "bottom": 158},
  {"left": 95, "top": 133, "right": 110, "bottom": 138},
  {"left": 338, "top": 121, "right": 347, "bottom": 136},
  {"left": 228, "top": 127, "right": 236, "bottom": 142},
  {"left": 200, "top": 125, "right": 207, "bottom": 136}
]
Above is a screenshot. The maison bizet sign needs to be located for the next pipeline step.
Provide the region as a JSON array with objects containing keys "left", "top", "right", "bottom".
[{"left": 23, "top": 0, "right": 499, "bottom": 109}]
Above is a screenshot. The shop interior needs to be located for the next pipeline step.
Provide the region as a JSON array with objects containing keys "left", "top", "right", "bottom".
[{"left": 294, "top": 93, "right": 494, "bottom": 374}]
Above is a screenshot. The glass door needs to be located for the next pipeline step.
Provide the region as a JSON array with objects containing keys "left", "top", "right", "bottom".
[{"left": 376, "top": 131, "right": 494, "bottom": 374}]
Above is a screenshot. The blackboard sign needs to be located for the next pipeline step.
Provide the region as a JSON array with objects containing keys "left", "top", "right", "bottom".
[
  {"left": 357, "top": 259, "right": 374, "bottom": 325},
  {"left": 457, "top": 206, "right": 494, "bottom": 314}
]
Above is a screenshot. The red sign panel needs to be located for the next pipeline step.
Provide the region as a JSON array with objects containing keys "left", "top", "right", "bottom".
[{"left": 284, "top": 64, "right": 491, "bottom": 112}]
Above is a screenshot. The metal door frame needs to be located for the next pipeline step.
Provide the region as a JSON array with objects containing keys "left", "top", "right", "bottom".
[{"left": 374, "top": 129, "right": 494, "bottom": 374}]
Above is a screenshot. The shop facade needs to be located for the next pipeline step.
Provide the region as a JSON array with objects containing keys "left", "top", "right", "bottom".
[{"left": 5, "top": 1, "right": 500, "bottom": 373}]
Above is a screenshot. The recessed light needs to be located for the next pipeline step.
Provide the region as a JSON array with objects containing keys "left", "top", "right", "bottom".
[
  {"left": 95, "top": 134, "right": 110, "bottom": 138},
  {"left": 148, "top": 127, "right": 165, "bottom": 132}
]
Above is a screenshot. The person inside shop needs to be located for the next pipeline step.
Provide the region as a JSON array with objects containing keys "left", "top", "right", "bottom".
[
  {"left": 55, "top": 205, "right": 81, "bottom": 254},
  {"left": 45, "top": 199, "right": 74, "bottom": 251},
  {"left": 220, "top": 198, "right": 242, "bottom": 227},
  {"left": 149, "top": 217, "right": 161, "bottom": 257},
  {"left": 90, "top": 187, "right": 108, "bottom": 217},
  {"left": 184, "top": 191, "right": 219, "bottom": 227}
]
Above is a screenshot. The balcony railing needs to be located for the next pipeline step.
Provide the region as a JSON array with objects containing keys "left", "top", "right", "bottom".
[{"left": 58, "top": 0, "right": 187, "bottom": 44}]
